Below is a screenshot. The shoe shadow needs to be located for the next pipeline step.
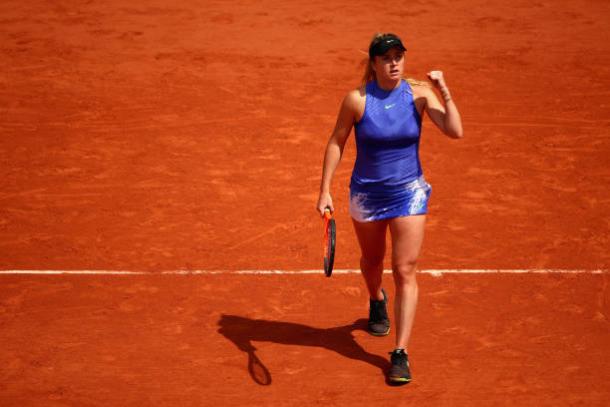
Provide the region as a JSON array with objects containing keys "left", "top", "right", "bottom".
[{"left": 217, "top": 314, "right": 390, "bottom": 385}]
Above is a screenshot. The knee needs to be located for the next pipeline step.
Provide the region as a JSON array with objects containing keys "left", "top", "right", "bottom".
[{"left": 392, "top": 259, "right": 418, "bottom": 286}]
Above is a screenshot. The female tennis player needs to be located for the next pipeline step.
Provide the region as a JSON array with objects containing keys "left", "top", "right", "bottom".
[{"left": 316, "top": 33, "right": 463, "bottom": 383}]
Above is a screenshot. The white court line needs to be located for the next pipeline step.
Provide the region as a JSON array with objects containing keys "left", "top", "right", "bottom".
[{"left": 0, "top": 269, "right": 606, "bottom": 276}]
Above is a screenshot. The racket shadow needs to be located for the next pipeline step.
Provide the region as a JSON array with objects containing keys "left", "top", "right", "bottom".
[{"left": 217, "top": 314, "right": 389, "bottom": 385}]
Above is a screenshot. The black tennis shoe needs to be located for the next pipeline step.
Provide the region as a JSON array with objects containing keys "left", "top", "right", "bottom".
[
  {"left": 388, "top": 349, "right": 412, "bottom": 383},
  {"left": 368, "top": 288, "right": 390, "bottom": 336}
]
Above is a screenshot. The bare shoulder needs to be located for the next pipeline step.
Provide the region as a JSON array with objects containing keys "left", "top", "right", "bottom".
[
  {"left": 407, "top": 79, "right": 433, "bottom": 99},
  {"left": 342, "top": 85, "right": 366, "bottom": 119},
  {"left": 344, "top": 86, "right": 366, "bottom": 106}
]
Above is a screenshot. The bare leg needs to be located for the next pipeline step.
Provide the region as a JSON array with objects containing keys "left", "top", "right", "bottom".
[
  {"left": 388, "top": 215, "right": 426, "bottom": 350},
  {"left": 351, "top": 218, "right": 388, "bottom": 301}
]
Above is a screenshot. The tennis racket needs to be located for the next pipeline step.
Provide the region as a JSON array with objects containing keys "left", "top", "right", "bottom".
[{"left": 323, "top": 208, "right": 336, "bottom": 277}]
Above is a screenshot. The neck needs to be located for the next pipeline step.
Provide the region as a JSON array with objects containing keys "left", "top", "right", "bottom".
[{"left": 375, "top": 77, "right": 401, "bottom": 91}]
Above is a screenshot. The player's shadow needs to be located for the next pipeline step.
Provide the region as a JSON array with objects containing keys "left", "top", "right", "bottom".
[{"left": 217, "top": 314, "right": 390, "bottom": 386}]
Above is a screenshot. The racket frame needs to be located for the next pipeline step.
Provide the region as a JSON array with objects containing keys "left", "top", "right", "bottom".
[{"left": 323, "top": 209, "right": 336, "bottom": 277}]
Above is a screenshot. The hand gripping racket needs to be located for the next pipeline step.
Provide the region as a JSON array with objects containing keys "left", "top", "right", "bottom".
[{"left": 323, "top": 208, "right": 336, "bottom": 277}]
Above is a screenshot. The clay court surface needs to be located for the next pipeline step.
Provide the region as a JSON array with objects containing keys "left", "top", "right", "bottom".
[{"left": 1, "top": 0, "right": 609, "bottom": 405}]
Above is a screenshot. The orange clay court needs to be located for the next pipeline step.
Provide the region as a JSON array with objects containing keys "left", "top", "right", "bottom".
[{"left": 1, "top": 0, "right": 609, "bottom": 405}]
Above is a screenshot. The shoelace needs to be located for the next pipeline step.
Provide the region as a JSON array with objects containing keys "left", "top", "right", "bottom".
[{"left": 389, "top": 351, "right": 408, "bottom": 368}]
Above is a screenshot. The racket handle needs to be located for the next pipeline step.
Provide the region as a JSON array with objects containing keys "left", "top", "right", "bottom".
[{"left": 324, "top": 208, "right": 332, "bottom": 220}]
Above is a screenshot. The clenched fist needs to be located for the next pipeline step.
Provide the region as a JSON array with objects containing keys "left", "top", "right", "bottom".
[{"left": 427, "top": 70, "right": 447, "bottom": 89}]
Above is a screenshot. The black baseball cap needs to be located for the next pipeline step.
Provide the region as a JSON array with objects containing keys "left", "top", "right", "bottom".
[{"left": 368, "top": 33, "right": 407, "bottom": 59}]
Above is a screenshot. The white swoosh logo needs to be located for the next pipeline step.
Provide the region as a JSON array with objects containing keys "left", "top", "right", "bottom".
[{"left": 384, "top": 103, "right": 395, "bottom": 109}]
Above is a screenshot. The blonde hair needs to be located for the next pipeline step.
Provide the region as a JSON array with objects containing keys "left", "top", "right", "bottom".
[{"left": 361, "top": 33, "right": 429, "bottom": 88}]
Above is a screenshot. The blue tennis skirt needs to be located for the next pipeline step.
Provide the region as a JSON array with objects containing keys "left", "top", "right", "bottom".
[{"left": 349, "top": 176, "right": 432, "bottom": 222}]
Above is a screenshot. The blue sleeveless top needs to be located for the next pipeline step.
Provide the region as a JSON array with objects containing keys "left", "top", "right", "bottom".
[{"left": 351, "top": 79, "right": 422, "bottom": 193}]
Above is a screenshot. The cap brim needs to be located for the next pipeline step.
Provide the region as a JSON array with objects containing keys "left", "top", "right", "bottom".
[
  {"left": 378, "top": 43, "right": 406, "bottom": 54},
  {"left": 370, "top": 39, "right": 407, "bottom": 58}
]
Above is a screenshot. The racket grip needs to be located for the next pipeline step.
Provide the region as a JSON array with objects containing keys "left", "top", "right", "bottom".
[{"left": 324, "top": 208, "right": 332, "bottom": 220}]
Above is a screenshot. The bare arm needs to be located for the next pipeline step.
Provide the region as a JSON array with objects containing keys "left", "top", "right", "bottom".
[
  {"left": 316, "top": 90, "right": 359, "bottom": 216},
  {"left": 423, "top": 71, "right": 463, "bottom": 139}
]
